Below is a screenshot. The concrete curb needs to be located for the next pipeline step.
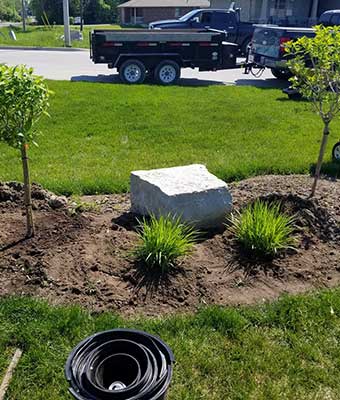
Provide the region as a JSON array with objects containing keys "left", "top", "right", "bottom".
[{"left": 0, "top": 45, "right": 88, "bottom": 52}]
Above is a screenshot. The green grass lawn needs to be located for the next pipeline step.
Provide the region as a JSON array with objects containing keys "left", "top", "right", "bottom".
[
  {"left": 0, "top": 25, "right": 121, "bottom": 48},
  {"left": 0, "top": 81, "right": 339, "bottom": 195},
  {"left": 1, "top": 290, "right": 340, "bottom": 399}
]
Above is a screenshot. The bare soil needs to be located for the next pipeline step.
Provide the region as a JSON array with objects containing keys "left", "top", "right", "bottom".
[{"left": 0, "top": 175, "right": 339, "bottom": 317}]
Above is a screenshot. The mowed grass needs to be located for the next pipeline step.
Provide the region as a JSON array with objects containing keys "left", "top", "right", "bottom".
[
  {"left": 0, "top": 25, "right": 121, "bottom": 48},
  {"left": 1, "top": 290, "right": 340, "bottom": 399},
  {"left": 0, "top": 80, "right": 339, "bottom": 194}
]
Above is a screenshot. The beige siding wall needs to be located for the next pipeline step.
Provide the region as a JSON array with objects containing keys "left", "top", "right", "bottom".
[
  {"left": 120, "top": 6, "right": 200, "bottom": 25},
  {"left": 120, "top": 0, "right": 338, "bottom": 26},
  {"left": 142, "top": 7, "right": 197, "bottom": 23}
]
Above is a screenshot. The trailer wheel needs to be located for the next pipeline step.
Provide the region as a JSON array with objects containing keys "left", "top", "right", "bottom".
[
  {"left": 120, "top": 59, "right": 146, "bottom": 84},
  {"left": 271, "top": 68, "right": 293, "bottom": 80},
  {"left": 154, "top": 60, "right": 180, "bottom": 85},
  {"left": 332, "top": 141, "right": 340, "bottom": 161}
]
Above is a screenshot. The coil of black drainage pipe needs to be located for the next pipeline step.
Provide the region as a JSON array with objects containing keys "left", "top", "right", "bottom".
[{"left": 65, "top": 329, "right": 175, "bottom": 400}]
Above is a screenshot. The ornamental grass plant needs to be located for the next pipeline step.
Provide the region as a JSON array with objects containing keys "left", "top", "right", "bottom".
[
  {"left": 229, "top": 200, "right": 296, "bottom": 257},
  {"left": 134, "top": 214, "right": 198, "bottom": 273}
]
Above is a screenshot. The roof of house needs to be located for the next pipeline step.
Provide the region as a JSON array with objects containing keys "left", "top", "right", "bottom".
[{"left": 118, "top": 0, "right": 210, "bottom": 8}]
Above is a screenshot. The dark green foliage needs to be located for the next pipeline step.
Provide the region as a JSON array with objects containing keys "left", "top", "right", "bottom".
[
  {"left": 0, "top": 65, "right": 50, "bottom": 149},
  {"left": 229, "top": 200, "right": 296, "bottom": 257},
  {"left": 0, "top": 0, "right": 20, "bottom": 21},
  {"left": 285, "top": 26, "right": 340, "bottom": 196},
  {"left": 134, "top": 215, "right": 198, "bottom": 272},
  {"left": 30, "top": 0, "right": 76, "bottom": 25},
  {"left": 29, "top": 0, "right": 124, "bottom": 25}
]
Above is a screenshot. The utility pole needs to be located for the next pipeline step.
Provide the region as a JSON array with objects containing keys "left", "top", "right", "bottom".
[
  {"left": 21, "top": 0, "right": 26, "bottom": 32},
  {"left": 63, "top": 0, "right": 71, "bottom": 47}
]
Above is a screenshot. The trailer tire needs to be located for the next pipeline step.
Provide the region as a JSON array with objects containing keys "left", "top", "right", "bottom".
[
  {"left": 271, "top": 68, "right": 293, "bottom": 80},
  {"left": 119, "top": 59, "right": 146, "bottom": 84},
  {"left": 154, "top": 60, "right": 181, "bottom": 85},
  {"left": 332, "top": 141, "right": 340, "bottom": 161}
]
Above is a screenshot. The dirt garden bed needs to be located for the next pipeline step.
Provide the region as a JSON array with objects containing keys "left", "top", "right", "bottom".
[{"left": 0, "top": 175, "right": 339, "bottom": 317}]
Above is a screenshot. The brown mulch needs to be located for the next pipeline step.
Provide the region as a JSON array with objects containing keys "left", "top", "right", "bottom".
[{"left": 0, "top": 175, "right": 339, "bottom": 317}]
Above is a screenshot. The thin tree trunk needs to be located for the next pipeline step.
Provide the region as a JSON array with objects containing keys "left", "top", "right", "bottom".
[
  {"left": 21, "top": 144, "right": 34, "bottom": 238},
  {"left": 80, "top": 0, "right": 84, "bottom": 32},
  {"left": 311, "top": 123, "right": 330, "bottom": 197}
]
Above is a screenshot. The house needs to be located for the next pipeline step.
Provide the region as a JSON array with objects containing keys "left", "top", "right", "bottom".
[
  {"left": 118, "top": 0, "right": 210, "bottom": 25},
  {"left": 233, "top": 0, "right": 339, "bottom": 26},
  {"left": 118, "top": 0, "right": 340, "bottom": 27}
]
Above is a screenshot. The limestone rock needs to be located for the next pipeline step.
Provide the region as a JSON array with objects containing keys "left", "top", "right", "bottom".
[{"left": 130, "top": 164, "right": 232, "bottom": 228}]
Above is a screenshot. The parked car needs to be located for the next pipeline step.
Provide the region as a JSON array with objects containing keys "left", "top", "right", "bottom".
[
  {"left": 149, "top": 7, "right": 254, "bottom": 55},
  {"left": 319, "top": 9, "right": 340, "bottom": 26},
  {"left": 246, "top": 25, "right": 315, "bottom": 80},
  {"left": 333, "top": 141, "right": 340, "bottom": 161},
  {"left": 245, "top": 10, "right": 340, "bottom": 80}
]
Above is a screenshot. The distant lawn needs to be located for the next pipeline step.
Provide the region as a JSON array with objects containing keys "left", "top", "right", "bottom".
[
  {"left": 0, "top": 80, "right": 339, "bottom": 194},
  {"left": 0, "top": 24, "right": 121, "bottom": 49},
  {"left": 1, "top": 289, "right": 340, "bottom": 399}
]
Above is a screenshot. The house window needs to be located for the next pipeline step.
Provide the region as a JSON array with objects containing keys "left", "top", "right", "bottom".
[
  {"left": 175, "top": 8, "right": 181, "bottom": 18},
  {"left": 274, "top": 0, "right": 286, "bottom": 9},
  {"left": 270, "top": 0, "right": 293, "bottom": 18}
]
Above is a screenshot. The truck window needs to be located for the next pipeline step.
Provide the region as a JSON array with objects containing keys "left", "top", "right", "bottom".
[
  {"left": 200, "top": 11, "right": 212, "bottom": 24},
  {"left": 213, "top": 12, "right": 236, "bottom": 30}
]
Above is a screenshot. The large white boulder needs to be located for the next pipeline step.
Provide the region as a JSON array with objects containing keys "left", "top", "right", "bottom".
[{"left": 130, "top": 164, "right": 232, "bottom": 229}]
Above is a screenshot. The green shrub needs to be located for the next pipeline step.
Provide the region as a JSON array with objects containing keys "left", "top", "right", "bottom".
[
  {"left": 134, "top": 214, "right": 198, "bottom": 272},
  {"left": 228, "top": 200, "right": 296, "bottom": 257}
]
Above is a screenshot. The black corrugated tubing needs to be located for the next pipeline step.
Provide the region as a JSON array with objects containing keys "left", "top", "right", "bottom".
[{"left": 65, "top": 329, "right": 175, "bottom": 400}]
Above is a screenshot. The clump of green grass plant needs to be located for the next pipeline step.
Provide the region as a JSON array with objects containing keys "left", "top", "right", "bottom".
[
  {"left": 229, "top": 200, "right": 296, "bottom": 258},
  {"left": 134, "top": 214, "right": 198, "bottom": 272},
  {"left": 68, "top": 195, "right": 100, "bottom": 215}
]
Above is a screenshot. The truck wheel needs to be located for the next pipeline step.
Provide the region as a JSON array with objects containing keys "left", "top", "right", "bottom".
[
  {"left": 119, "top": 59, "right": 146, "bottom": 84},
  {"left": 332, "top": 141, "right": 340, "bottom": 161},
  {"left": 154, "top": 60, "right": 180, "bottom": 85},
  {"left": 271, "top": 68, "right": 293, "bottom": 80}
]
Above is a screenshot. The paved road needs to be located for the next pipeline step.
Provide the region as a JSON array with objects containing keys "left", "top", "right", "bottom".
[
  {"left": 0, "top": 22, "right": 20, "bottom": 28},
  {"left": 0, "top": 48, "right": 287, "bottom": 88}
]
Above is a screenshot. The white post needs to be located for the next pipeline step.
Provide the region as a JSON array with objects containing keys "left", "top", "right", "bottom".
[
  {"left": 134, "top": 8, "right": 137, "bottom": 24},
  {"left": 311, "top": 0, "right": 319, "bottom": 18},
  {"left": 63, "top": 0, "right": 71, "bottom": 47}
]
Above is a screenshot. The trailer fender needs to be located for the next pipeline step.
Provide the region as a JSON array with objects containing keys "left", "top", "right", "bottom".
[{"left": 114, "top": 53, "right": 183, "bottom": 71}]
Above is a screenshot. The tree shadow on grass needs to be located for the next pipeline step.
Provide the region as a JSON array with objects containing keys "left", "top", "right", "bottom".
[
  {"left": 234, "top": 77, "right": 288, "bottom": 89},
  {"left": 309, "top": 161, "right": 340, "bottom": 180},
  {"left": 71, "top": 74, "right": 226, "bottom": 87}
]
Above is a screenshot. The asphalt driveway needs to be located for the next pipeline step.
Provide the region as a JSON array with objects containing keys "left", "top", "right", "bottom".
[{"left": 0, "top": 47, "right": 288, "bottom": 87}]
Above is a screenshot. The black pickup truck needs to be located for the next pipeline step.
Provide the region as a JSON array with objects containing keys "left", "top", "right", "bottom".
[
  {"left": 246, "top": 25, "right": 315, "bottom": 79},
  {"left": 149, "top": 7, "right": 254, "bottom": 55},
  {"left": 90, "top": 29, "right": 238, "bottom": 84},
  {"left": 245, "top": 10, "right": 340, "bottom": 80}
]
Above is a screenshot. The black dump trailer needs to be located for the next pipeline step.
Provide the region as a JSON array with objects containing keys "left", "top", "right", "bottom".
[{"left": 90, "top": 29, "right": 239, "bottom": 84}]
